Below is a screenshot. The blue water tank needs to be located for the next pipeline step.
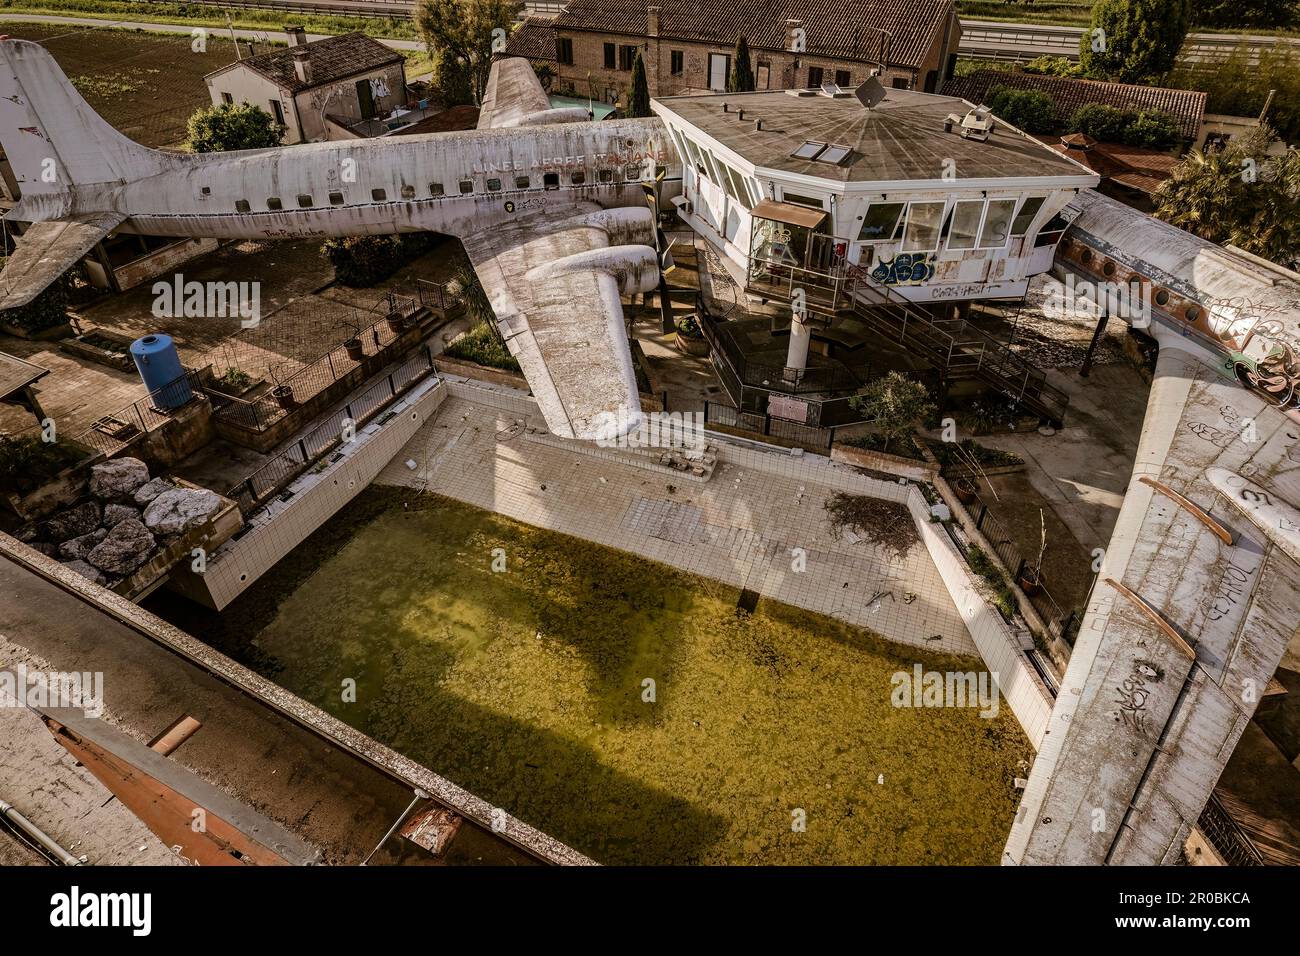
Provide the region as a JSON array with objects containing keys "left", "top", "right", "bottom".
[{"left": 130, "top": 333, "right": 192, "bottom": 410}]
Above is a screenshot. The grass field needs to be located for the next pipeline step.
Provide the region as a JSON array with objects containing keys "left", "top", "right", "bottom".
[{"left": 171, "top": 487, "right": 1034, "bottom": 866}]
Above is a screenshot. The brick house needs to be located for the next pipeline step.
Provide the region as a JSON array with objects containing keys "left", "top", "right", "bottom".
[{"left": 506, "top": 0, "right": 962, "bottom": 106}]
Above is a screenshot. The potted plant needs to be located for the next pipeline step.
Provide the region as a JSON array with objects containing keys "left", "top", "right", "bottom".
[
  {"left": 383, "top": 292, "right": 406, "bottom": 334},
  {"left": 344, "top": 321, "right": 365, "bottom": 362},
  {"left": 269, "top": 366, "right": 295, "bottom": 410},
  {"left": 953, "top": 476, "right": 978, "bottom": 504}
]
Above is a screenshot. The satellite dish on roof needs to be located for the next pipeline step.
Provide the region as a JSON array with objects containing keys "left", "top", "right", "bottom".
[{"left": 854, "top": 76, "right": 885, "bottom": 110}]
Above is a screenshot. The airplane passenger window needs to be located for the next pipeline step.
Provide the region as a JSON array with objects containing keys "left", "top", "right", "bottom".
[
  {"left": 625, "top": 164, "right": 642, "bottom": 181},
  {"left": 543, "top": 173, "right": 559, "bottom": 189},
  {"left": 487, "top": 178, "right": 502, "bottom": 191},
  {"left": 459, "top": 180, "right": 474, "bottom": 194},
  {"left": 266, "top": 197, "right": 282, "bottom": 211},
  {"left": 235, "top": 200, "right": 251, "bottom": 213},
  {"left": 571, "top": 171, "right": 586, "bottom": 185},
  {"left": 297, "top": 195, "right": 313, "bottom": 207},
  {"left": 371, "top": 188, "right": 387, "bottom": 201},
  {"left": 598, "top": 169, "right": 613, "bottom": 183},
  {"left": 515, "top": 175, "right": 530, "bottom": 189},
  {"left": 401, "top": 184, "right": 416, "bottom": 199},
  {"left": 329, "top": 192, "right": 344, "bottom": 205}
]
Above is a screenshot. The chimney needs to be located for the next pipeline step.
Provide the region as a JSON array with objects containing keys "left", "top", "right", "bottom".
[
  {"left": 292, "top": 47, "right": 312, "bottom": 85},
  {"left": 285, "top": 25, "right": 307, "bottom": 47},
  {"left": 647, "top": 5, "right": 660, "bottom": 38},
  {"left": 786, "top": 19, "right": 804, "bottom": 54}
]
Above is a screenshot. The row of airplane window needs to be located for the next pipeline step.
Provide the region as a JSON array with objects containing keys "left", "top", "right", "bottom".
[{"left": 226, "top": 164, "right": 653, "bottom": 213}]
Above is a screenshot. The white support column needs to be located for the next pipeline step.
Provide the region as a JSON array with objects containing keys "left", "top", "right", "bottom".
[{"left": 784, "top": 310, "right": 811, "bottom": 383}]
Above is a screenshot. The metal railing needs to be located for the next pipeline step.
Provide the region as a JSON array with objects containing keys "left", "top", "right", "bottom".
[
  {"left": 703, "top": 401, "right": 837, "bottom": 452},
  {"left": 214, "top": 294, "right": 419, "bottom": 433},
  {"left": 73, "top": 370, "right": 206, "bottom": 457},
  {"left": 228, "top": 347, "right": 435, "bottom": 515},
  {"left": 1198, "top": 793, "right": 1264, "bottom": 866},
  {"left": 413, "top": 278, "right": 464, "bottom": 313}
]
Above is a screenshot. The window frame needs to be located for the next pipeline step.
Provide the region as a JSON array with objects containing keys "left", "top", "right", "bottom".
[
  {"left": 902, "top": 201, "right": 947, "bottom": 252},
  {"left": 857, "top": 201, "right": 906, "bottom": 242},
  {"left": 976, "top": 198, "right": 1016, "bottom": 249},
  {"left": 945, "top": 199, "right": 985, "bottom": 251}
]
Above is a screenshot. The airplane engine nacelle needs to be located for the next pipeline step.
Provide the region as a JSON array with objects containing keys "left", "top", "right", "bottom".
[{"left": 527, "top": 245, "right": 661, "bottom": 297}]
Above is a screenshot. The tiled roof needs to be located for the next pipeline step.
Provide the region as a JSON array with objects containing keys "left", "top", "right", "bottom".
[
  {"left": 232, "top": 33, "right": 404, "bottom": 93},
  {"left": 1043, "top": 134, "right": 1180, "bottom": 194},
  {"left": 553, "top": 0, "right": 955, "bottom": 70},
  {"left": 945, "top": 70, "right": 1205, "bottom": 141},
  {"left": 506, "top": 19, "right": 557, "bottom": 61}
]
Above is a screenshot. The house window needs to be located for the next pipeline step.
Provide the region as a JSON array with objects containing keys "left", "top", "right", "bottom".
[
  {"left": 891, "top": 77, "right": 909, "bottom": 89},
  {"left": 571, "top": 171, "right": 586, "bottom": 185},
  {"left": 756, "top": 62, "right": 770, "bottom": 89},
  {"left": 401, "top": 184, "right": 416, "bottom": 199},
  {"left": 459, "top": 180, "right": 473, "bottom": 194},
  {"left": 235, "top": 199, "right": 250, "bottom": 213},
  {"left": 857, "top": 202, "right": 905, "bottom": 241},
  {"left": 670, "top": 50, "right": 684, "bottom": 75},
  {"left": 329, "top": 191, "right": 344, "bottom": 205},
  {"left": 220, "top": 92, "right": 233, "bottom": 105},
  {"left": 946, "top": 200, "right": 984, "bottom": 250},
  {"left": 269, "top": 99, "right": 285, "bottom": 126},
  {"left": 515, "top": 175, "right": 531, "bottom": 189},
  {"left": 430, "top": 182, "right": 444, "bottom": 197},
  {"left": 604, "top": 43, "right": 616, "bottom": 69},
  {"left": 543, "top": 172, "right": 559, "bottom": 189},
  {"left": 266, "top": 197, "right": 282, "bottom": 210},
  {"left": 807, "top": 66, "right": 824, "bottom": 88},
  {"left": 707, "top": 53, "right": 729, "bottom": 91},
  {"left": 977, "top": 199, "right": 1016, "bottom": 248},
  {"left": 902, "top": 201, "right": 946, "bottom": 252},
  {"left": 557, "top": 38, "right": 574, "bottom": 65},
  {"left": 371, "top": 188, "right": 386, "bottom": 201},
  {"left": 619, "top": 45, "right": 637, "bottom": 71},
  {"left": 834, "top": 69, "right": 851, "bottom": 88},
  {"left": 486, "top": 177, "right": 502, "bottom": 191},
  {"left": 783, "top": 192, "right": 824, "bottom": 209},
  {"left": 297, "top": 194, "right": 313, "bottom": 207},
  {"left": 1010, "top": 196, "right": 1045, "bottom": 236}
]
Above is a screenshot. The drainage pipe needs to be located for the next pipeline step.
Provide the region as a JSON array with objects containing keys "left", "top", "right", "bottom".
[{"left": 0, "top": 796, "right": 82, "bottom": 865}]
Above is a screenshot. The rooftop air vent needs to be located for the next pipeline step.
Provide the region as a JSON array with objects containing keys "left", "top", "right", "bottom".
[{"left": 946, "top": 106, "right": 994, "bottom": 142}]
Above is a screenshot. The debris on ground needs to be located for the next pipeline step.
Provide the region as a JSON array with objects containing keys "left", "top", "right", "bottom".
[{"left": 823, "top": 493, "right": 920, "bottom": 561}]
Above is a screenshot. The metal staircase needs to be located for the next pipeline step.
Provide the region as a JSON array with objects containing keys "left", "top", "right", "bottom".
[{"left": 849, "top": 270, "right": 1070, "bottom": 427}]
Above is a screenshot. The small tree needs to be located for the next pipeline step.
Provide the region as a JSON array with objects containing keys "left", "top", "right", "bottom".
[
  {"left": 628, "top": 51, "right": 651, "bottom": 117},
  {"left": 185, "top": 102, "right": 283, "bottom": 152},
  {"left": 414, "top": 0, "right": 525, "bottom": 105},
  {"left": 728, "top": 35, "right": 755, "bottom": 92},
  {"left": 850, "top": 372, "right": 936, "bottom": 454},
  {"left": 433, "top": 49, "right": 474, "bottom": 107},
  {"left": 1078, "top": 0, "right": 1191, "bottom": 83}
]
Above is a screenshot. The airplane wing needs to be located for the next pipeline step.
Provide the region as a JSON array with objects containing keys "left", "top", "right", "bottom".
[
  {"left": 460, "top": 202, "right": 660, "bottom": 440},
  {"left": 0, "top": 212, "right": 124, "bottom": 309},
  {"left": 477, "top": 57, "right": 589, "bottom": 129}
]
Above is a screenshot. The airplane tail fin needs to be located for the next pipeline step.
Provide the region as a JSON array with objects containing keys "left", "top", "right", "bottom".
[{"left": 0, "top": 37, "right": 164, "bottom": 215}]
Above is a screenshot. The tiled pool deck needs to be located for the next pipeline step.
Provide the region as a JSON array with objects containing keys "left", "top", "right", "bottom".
[{"left": 377, "top": 390, "right": 975, "bottom": 658}]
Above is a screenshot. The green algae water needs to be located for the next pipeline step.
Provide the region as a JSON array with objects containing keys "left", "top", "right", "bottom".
[{"left": 191, "top": 487, "right": 1032, "bottom": 864}]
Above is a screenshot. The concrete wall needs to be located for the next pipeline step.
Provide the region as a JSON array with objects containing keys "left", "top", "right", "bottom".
[{"left": 170, "top": 376, "right": 447, "bottom": 609}]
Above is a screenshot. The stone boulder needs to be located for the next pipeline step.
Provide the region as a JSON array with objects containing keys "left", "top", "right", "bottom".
[
  {"left": 89, "top": 458, "right": 150, "bottom": 502},
  {"left": 62, "top": 559, "right": 107, "bottom": 587},
  {"left": 43, "top": 501, "right": 101, "bottom": 542},
  {"left": 132, "top": 477, "right": 174, "bottom": 507},
  {"left": 86, "top": 518, "right": 156, "bottom": 577},
  {"left": 143, "top": 488, "right": 222, "bottom": 536},
  {"left": 102, "top": 503, "right": 141, "bottom": 527},
  {"left": 59, "top": 527, "right": 108, "bottom": 561}
]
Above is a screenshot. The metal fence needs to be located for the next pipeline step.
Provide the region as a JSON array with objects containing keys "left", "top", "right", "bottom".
[
  {"left": 1198, "top": 793, "right": 1263, "bottom": 866},
  {"left": 215, "top": 296, "right": 418, "bottom": 433},
  {"left": 228, "top": 347, "right": 435, "bottom": 516},
  {"left": 73, "top": 370, "right": 207, "bottom": 458},
  {"left": 703, "top": 401, "right": 837, "bottom": 452}
]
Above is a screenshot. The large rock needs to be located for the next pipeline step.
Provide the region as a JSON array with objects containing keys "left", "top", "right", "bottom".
[
  {"left": 43, "top": 501, "right": 101, "bottom": 542},
  {"left": 102, "top": 503, "right": 141, "bottom": 527},
  {"left": 143, "top": 488, "right": 222, "bottom": 536},
  {"left": 62, "top": 559, "right": 107, "bottom": 587},
  {"left": 59, "top": 527, "right": 108, "bottom": 561},
  {"left": 86, "top": 518, "right": 156, "bottom": 576},
  {"left": 132, "top": 477, "right": 174, "bottom": 507},
  {"left": 89, "top": 457, "right": 150, "bottom": 502}
]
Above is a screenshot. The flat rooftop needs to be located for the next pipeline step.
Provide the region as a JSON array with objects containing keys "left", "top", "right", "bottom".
[{"left": 656, "top": 88, "right": 1096, "bottom": 184}]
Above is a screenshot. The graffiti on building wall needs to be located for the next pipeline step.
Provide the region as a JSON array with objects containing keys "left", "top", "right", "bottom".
[{"left": 871, "top": 253, "right": 935, "bottom": 286}]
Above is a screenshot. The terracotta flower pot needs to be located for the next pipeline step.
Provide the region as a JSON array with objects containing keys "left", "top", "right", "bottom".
[
  {"left": 271, "top": 384, "right": 296, "bottom": 410},
  {"left": 345, "top": 337, "right": 365, "bottom": 361},
  {"left": 1018, "top": 566, "right": 1044, "bottom": 596},
  {"left": 954, "top": 477, "right": 977, "bottom": 505}
]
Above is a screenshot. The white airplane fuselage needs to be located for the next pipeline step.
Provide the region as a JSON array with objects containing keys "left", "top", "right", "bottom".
[{"left": 32, "top": 117, "right": 680, "bottom": 241}]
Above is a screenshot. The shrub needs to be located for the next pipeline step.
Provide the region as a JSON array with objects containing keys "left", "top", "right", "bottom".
[
  {"left": 185, "top": 102, "right": 282, "bottom": 153},
  {"left": 1069, "top": 103, "right": 1181, "bottom": 149},
  {"left": 986, "top": 86, "right": 1057, "bottom": 133},
  {"left": 0, "top": 268, "right": 70, "bottom": 334},
  {"left": 1022, "top": 55, "right": 1085, "bottom": 78},
  {"left": 966, "top": 544, "right": 1017, "bottom": 620},
  {"left": 321, "top": 233, "right": 437, "bottom": 287},
  {"left": 443, "top": 322, "right": 520, "bottom": 372},
  {"left": 849, "top": 372, "right": 936, "bottom": 455},
  {"left": 1069, "top": 103, "right": 1128, "bottom": 142},
  {"left": 0, "top": 435, "right": 86, "bottom": 494}
]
